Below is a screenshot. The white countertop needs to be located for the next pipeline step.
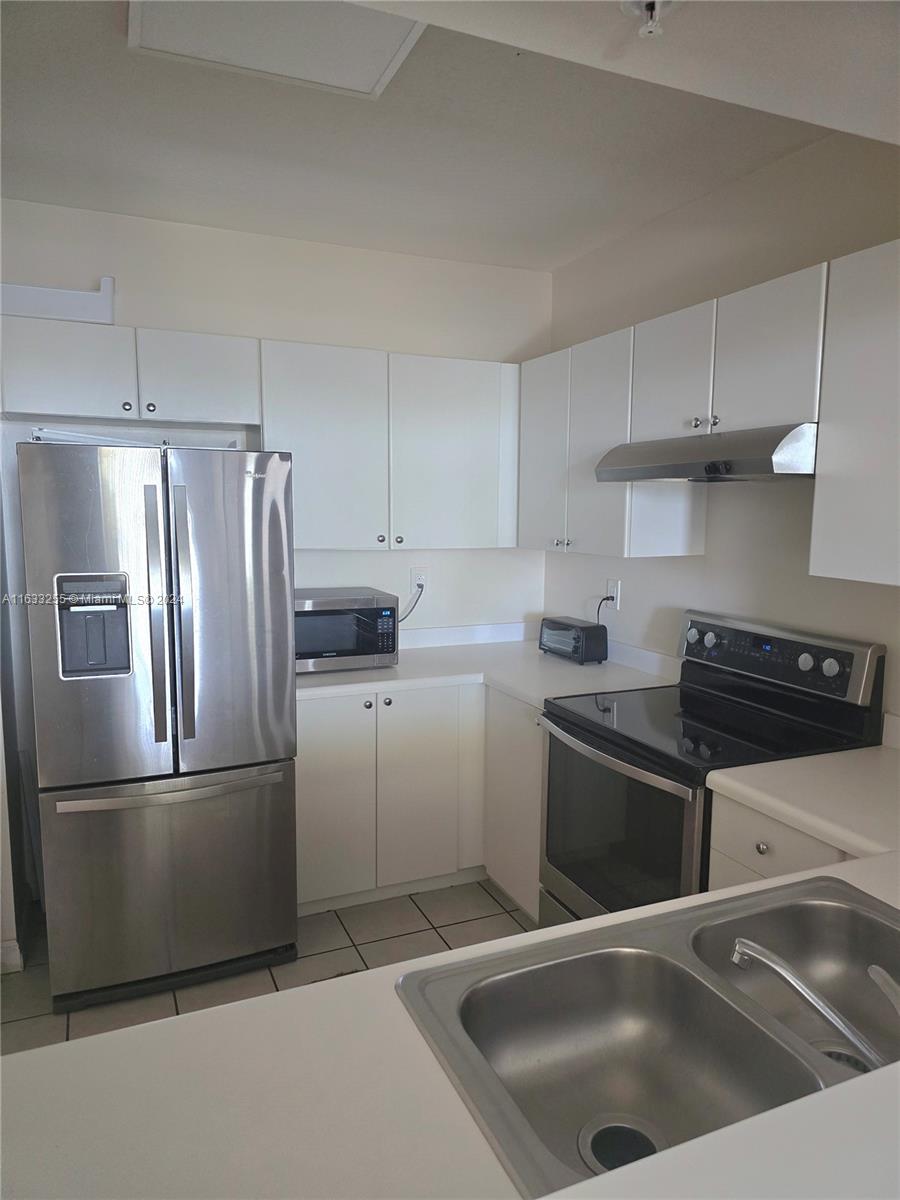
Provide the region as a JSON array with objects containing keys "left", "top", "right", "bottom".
[
  {"left": 3, "top": 852, "right": 898, "bottom": 1200},
  {"left": 708, "top": 745, "right": 900, "bottom": 857},
  {"left": 295, "top": 640, "right": 667, "bottom": 710}
]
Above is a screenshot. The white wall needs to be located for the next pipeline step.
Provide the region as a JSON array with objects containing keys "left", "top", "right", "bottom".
[
  {"left": 544, "top": 483, "right": 900, "bottom": 716},
  {"left": 1, "top": 200, "right": 552, "bottom": 362},
  {"left": 552, "top": 134, "right": 900, "bottom": 348},
  {"left": 2, "top": 200, "right": 552, "bottom": 636}
]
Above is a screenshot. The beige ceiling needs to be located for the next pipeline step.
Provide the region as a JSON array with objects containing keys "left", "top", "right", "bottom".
[
  {"left": 1, "top": 1, "right": 833, "bottom": 269},
  {"left": 368, "top": 1, "right": 900, "bottom": 147}
]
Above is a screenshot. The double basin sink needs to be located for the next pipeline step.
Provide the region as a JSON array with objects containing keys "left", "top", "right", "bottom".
[{"left": 397, "top": 878, "right": 900, "bottom": 1198}]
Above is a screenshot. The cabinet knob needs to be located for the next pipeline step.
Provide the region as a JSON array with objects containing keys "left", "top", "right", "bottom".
[
  {"left": 394, "top": 536, "right": 404, "bottom": 544},
  {"left": 691, "top": 416, "right": 703, "bottom": 429},
  {"left": 710, "top": 414, "right": 720, "bottom": 427},
  {"left": 363, "top": 700, "right": 373, "bottom": 709},
  {"left": 564, "top": 538, "right": 573, "bottom": 547},
  {"left": 383, "top": 697, "right": 392, "bottom": 706},
  {"left": 121, "top": 402, "right": 133, "bottom": 412},
  {"left": 755, "top": 841, "right": 769, "bottom": 855},
  {"left": 553, "top": 538, "right": 563, "bottom": 547},
  {"left": 145, "top": 402, "right": 157, "bottom": 414},
  {"left": 377, "top": 535, "right": 386, "bottom": 544}
]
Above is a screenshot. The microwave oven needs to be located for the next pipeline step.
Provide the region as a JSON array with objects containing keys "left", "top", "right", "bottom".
[{"left": 294, "top": 587, "right": 399, "bottom": 673}]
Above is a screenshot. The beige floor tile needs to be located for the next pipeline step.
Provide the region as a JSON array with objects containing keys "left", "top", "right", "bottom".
[
  {"left": 358, "top": 929, "right": 447, "bottom": 969},
  {"left": 272, "top": 947, "right": 365, "bottom": 989},
  {"left": 439, "top": 913, "right": 524, "bottom": 949},
  {"left": 296, "top": 911, "right": 352, "bottom": 958},
  {"left": 0, "top": 965, "right": 53, "bottom": 1022},
  {"left": 1, "top": 1012, "right": 67, "bottom": 1055},
  {"left": 479, "top": 878, "right": 517, "bottom": 911},
  {"left": 69, "top": 991, "right": 176, "bottom": 1040},
  {"left": 337, "top": 895, "right": 429, "bottom": 944},
  {"left": 175, "top": 969, "right": 275, "bottom": 1015},
  {"left": 413, "top": 882, "right": 502, "bottom": 926}
]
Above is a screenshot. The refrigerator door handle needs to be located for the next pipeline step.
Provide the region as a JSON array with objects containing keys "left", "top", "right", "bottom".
[
  {"left": 172, "top": 485, "right": 196, "bottom": 740},
  {"left": 143, "top": 484, "right": 169, "bottom": 743},
  {"left": 55, "top": 769, "right": 284, "bottom": 814}
]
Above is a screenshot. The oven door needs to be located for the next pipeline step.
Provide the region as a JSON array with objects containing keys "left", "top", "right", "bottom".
[
  {"left": 538, "top": 715, "right": 705, "bottom": 919},
  {"left": 294, "top": 605, "right": 395, "bottom": 671}
]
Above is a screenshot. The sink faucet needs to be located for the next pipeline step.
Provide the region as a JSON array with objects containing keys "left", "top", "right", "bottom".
[{"left": 730, "top": 937, "right": 888, "bottom": 1071}]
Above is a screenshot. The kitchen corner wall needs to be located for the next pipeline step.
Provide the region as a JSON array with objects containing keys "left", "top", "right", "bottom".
[{"left": 2, "top": 200, "right": 552, "bottom": 634}]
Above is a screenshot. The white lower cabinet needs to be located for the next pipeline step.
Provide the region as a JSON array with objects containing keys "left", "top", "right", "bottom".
[
  {"left": 296, "top": 683, "right": 474, "bottom": 903},
  {"left": 483, "top": 688, "right": 543, "bottom": 922},
  {"left": 709, "top": 792, "right": 847, "bottom": 890},
  {"left": 296, "top": 694, "right": 377, "bottom": 903}
]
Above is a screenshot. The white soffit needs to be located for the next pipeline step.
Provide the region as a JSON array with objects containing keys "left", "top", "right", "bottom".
[{"left": 127, "top": 1, "right": 425, "bottom": 99}]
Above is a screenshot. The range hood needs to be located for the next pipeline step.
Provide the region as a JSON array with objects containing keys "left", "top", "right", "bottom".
[{"left": 594, "top": 422, "right": 817, "bottom": 483}]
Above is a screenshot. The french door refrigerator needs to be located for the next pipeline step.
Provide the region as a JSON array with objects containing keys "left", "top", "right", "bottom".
[{"left": 17, "top": 442, "right": 297, "bottom": 1007}]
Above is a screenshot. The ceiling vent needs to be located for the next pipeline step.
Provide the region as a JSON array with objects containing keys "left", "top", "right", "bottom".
[{"left": 127, "top": 1, "right": 425, "bottom": 99}]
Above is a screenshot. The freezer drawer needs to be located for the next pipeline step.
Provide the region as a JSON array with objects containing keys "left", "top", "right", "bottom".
[{"left": 40, "top": 762, "right": 297, "bottom": 998}]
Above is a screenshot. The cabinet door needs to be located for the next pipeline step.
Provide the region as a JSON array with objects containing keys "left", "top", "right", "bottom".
[
  {"left": 137, "top": 328, "right": 260, "bottom": 425},
  {"left": 376, "top": 686, "right": 459, "bottom": 886},
  {"left": 713, "top": 264, "right": 825, "bottom": 432},
  {"left": 262, "top": 341, "right": 389, "bottom": 550},
  {"left": 1, "top": 317, "right": 138, "bottom": 419},
  {"left": 711, "top": 793, "right": 844, "bottom": 880},
  {"left": 810, "top": 240, "right": 900, "bottom": 587},
  {"left": 518, "top": 348, "right": 570, "bottom": 551},
  {"left": 566, "top": 331, "right": 631, "bottom": 557},
  {"left": 631, "top": 300, "right": 715, "bottom": 440},
  {"left": 389, "top": 355, "right": 513, "bottom": 549},
  {"left": 708, "top": 849, "right": 764, "bottom": 892},
  {"left": 296, "top": 695, "right": 377, "bottom": 902},
  {"left": 483, "top": 688, "right": 542, "bottom": 921}
]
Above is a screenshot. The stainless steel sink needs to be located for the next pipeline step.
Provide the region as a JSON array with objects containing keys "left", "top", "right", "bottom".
[
  {"left": 692, "top": 896, "right": 900, "bottom": 1071},
  {"left": 397, "top": 878, "right": 900, "bottom": 1198}
]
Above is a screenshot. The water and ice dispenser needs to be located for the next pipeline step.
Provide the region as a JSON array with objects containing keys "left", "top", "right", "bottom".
[{"left": 57, "top": 574, "right": 131, "bottom": 677}]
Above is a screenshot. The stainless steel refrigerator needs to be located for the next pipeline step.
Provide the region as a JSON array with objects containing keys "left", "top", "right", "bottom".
[{"left": 17, "top": 442, "right": 297, "bottom": 1006}]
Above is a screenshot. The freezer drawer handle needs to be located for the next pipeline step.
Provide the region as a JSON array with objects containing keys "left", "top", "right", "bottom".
[
  {"left": 143, "top": 485, "right": 168, "bottom": 743},
  {"left": 55, "top": 770, "right": 284, "bottom": 814},
  {"left": 172, "top": 485, "right": 196, "bottom": 740}
]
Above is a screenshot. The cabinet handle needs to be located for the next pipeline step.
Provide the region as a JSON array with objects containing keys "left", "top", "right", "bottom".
[
  {"left": 394, "top": 536, "right": 404, "bottom": 545},
  {"left": 691, "top": 416, "right": 703, "bottom": 429},
  {"left": 122, "top": 402, "right": 133, "bottom": 412},
  {"left": 383, "top": 697, "right": 392, "bottom": 706},
  {"left": 377, "top": 535, "right": 386, "bottom": 544},
  {"left": 363, "top": 700, "right": 373, "bottom": 709},
  {"left": 711, "top": 414, "right": 720, "bottom": 427},
  {"left": 755, "top": 841, "right": 769, "bottom": 855},
  {"left": 145, "top": 402, "right": 157, "bottom": 414}
]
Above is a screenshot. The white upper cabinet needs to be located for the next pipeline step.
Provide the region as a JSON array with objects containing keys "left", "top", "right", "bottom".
[
  {"left": 136, "top": 328, "right": 260, "bottom": 424},
  {"left": 713, "top": 264, "right": 826, "bottom": 432},
  {"left": 566, "top": 330, "right": 631, "bottom": 558},
  {"left": 389, "top": 354, "right": 517, "bottom": 550},
  {"left": 1, "top": 317, "right": 138, "bottom": 419},
  {"left": 810, "top": 239, "right": 900, "bottom": 587},
  {"left": 518, "top": 348, "right": 570, "bottom": 551},
  {"left": 631, "top": 300, "right": 716, "bottom": 440},
  {"left": 262, "top": 341, "right": 390, "bottom": 550}
]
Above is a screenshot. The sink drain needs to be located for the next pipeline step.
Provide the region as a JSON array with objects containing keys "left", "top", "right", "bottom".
[
  {"left": 578, "top": 1117, "right": 665, "bottom": 1174},
  {"left": 821, "top": 1047, "right": 871, "bottom": 1074}
]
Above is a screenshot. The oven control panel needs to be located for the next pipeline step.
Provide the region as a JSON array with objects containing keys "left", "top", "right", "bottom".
[{"left": 680, "top": 613, "right": 881, "bottom": 702}]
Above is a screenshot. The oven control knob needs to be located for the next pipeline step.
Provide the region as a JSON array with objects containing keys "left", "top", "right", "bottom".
[
  {"left": 680, "top": 736, "right": 698, "bottom": 755},
  {"left": 797, "top": 652, "right": 815, "bottom": 672},
  {"left": 698, "top": 741, "right": 717, "bottom": 761},
  {"left": 703, "top": 631, "right": 719, "bottom": 649},
  {"left": 686, "top": 626, "right": 700, "bottom": 645},
  {"left": 821, "top": 657, "right": 841, "bottom": 678}
]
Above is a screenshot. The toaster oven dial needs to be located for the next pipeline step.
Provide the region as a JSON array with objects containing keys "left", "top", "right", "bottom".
[
  {"left": 703, "top": 631, "right": 719, "bottom": 649},
  {"left": 686, "top": 626, "right": 700, "bottom": 645}
]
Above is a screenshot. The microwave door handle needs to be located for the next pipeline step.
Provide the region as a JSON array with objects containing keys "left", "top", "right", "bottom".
[
  {"left": 537, "top": 715, "right": 693, "bottom": 801},
  {"left": 143, "top": 484, "right": 168, "bottom": 743},
  {"left": 172, "top": 485, "right": 196, "bottom": 740}
]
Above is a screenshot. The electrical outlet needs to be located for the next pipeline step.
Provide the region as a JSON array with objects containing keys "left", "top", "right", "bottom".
[
  {"left": 411, "top": 567, "right": 427, "bottom": 592},
  {"left": 605, "top": 579, "right": 622, "bottom": 611}
]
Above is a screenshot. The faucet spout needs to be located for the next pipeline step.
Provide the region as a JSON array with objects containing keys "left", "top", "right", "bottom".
[{"left": 730, "top": 937, "right": 888, "bottom": 1071}]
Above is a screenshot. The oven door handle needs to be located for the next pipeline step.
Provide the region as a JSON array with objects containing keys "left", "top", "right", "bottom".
[{"left": 537, "top": 715, "right": 694, "bottom": 802}]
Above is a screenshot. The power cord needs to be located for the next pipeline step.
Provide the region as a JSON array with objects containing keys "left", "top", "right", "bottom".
[
  {"left": 596, "top": 595, "right": 615, "bottom": 624},
  {"left": 398, "top": 581, "right": 425, "bottom": 623}
]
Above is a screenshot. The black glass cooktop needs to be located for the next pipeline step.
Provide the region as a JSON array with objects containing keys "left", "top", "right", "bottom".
[{"left": 544, "top": 684, "right": 862, "bottom": 786}]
